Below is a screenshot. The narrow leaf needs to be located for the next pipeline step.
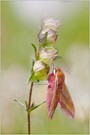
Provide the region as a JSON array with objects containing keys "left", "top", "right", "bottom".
[
  {"left": 31, "top": 102, "right": 34, "bottom": 108},
  {"left": 31, "top": 57, "right": 35, "bottom": 67},
  {"left": 28, "top": 73, "right": 34, "bottom": 82},
  {"left": 25, "top": 100, "right": 28, "bottom": 110},
  {"left": 14, "top": 99, "right": 25, "bottom": 110},
  {"left": 28, "top": 57, "right": 35, "bottom": 83},
  {"left": 28, "top": 101, "right": 46, "bottom": 113},
  {"left": 31, "top": 43, "right": 37, "bottom": 57}
]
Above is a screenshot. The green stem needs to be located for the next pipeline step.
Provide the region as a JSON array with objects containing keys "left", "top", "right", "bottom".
[{"left": 27, "top": 82, "right": 33, "bottom": 134}]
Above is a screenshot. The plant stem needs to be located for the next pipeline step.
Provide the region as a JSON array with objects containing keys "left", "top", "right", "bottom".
[{"left": 27, "top": 81, "right": 33, "bottom": 134}]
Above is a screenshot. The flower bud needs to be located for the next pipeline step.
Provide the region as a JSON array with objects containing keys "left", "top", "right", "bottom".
[
  {"left": 43, "top": 18, "right": 60, "bottom": 32},
  {"left": 39, "top": 29, "right": 57, "bottom": 45},
  {"left": 32, "top": 60, "right": 50, "bottom": 81},
  {"left": 38, "top": 18, "right": 60, "bottom": 45},
  {"left": 38, "top": 32, "right": 47, "bottom": 45},
  {"left": 40, "top": 47, "right": 58, "bottom": 65}
]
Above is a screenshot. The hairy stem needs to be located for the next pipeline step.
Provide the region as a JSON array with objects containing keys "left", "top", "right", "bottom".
[{"left": 27, "top": 82, "right": 33, "bottom": 134}]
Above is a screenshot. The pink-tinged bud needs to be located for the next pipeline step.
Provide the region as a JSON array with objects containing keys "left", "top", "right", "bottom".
[
  {"left": 42, "top": 29, "right": 57, "bottom": 44},
  {"left": 38, "top": 18, "right": 60, "bottom": 45},
  {"left": 39, "top": 29, "right": 57, "bottom": 45},
  {"left": 40, "top": 47, "right": 58, "bottom": 65},
  {"left": 38, "top": 32, "right": 47, "bottom": 45},
  {"left": 47, "top": 68, "right": 75, "bottom": 119},
  {"left": 43, "top": 18, "right": 60, "bottom": 32},
  {"left": 47, "top": 29, "right": 57, "bottom": 43}
]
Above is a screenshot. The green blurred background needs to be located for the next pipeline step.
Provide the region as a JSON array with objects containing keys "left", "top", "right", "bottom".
[{"left": 1, "top": 1, "right": 89, "bottom": 134}]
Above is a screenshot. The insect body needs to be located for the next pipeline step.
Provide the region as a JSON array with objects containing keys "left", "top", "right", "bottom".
[{"left": 47, "top": 68, "right": 75, "bottom": 119}]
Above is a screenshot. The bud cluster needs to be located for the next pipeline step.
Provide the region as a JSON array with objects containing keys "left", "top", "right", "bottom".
[{"left": 31, "top": 18, "right": 60, "bottom": 82}]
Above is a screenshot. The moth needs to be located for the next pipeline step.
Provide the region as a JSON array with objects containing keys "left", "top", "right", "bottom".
[{"left": 47, "top": 67, "right": 75, "bottom": 119}]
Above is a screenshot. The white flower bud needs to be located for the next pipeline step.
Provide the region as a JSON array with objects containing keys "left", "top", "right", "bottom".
[
  {"left": 46, "top": 29, "right": 57, "bottom": 43},
  {"left": 32, "top": 60, "right": 50, "bottom": 81},
  {"left": 43, "top": 18, "right": 60, "bottom": 32},
  {"left": 33, "top": 60, "right": 45, "bottom": 72},
  {"left": 40, "top": 47, "right": 58, "bottom": 65},
  {"left": 38, "top": 18, "right": 60, "bottom": 45}
]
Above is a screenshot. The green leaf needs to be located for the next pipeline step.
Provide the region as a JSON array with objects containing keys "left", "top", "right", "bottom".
[
  {"left": 31, "top": 43, "right": 37, "bottom": 57},
  {"left": 28, "top": 73, "right": 34, "bottom": 82},
  {"left": 28, "top": 101, "right": 46, "bottom": 113},
  {"left": 28, "top": 58, "right": 35, "bottom": 83},
  {"left": 31, "top": 102, "right": 34, "bottom": 108},
  {"left": 31, "top": 57, "right": 35, "bottom": 67},
  {"left": 28, "top": 74, "right": 40, "bottom": 83},
  {"left": 14, "top": 99, "right": 26, "bottom": 110},
  {"left": 25, "top": 100, "right": 28, "bottom": 110}
]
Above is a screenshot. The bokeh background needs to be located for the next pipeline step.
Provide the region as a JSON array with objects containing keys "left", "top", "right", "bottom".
[{"left": 1, "top": 0, "right": 89, "bottom": 134}]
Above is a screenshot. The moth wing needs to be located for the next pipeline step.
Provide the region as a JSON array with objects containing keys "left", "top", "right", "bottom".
[{"left": 59, "top": 83, "right": 75, "bottom": 118}]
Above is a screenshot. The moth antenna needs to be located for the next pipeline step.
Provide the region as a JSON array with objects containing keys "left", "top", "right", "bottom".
[{"left": 61, "top": 67, "right": 72, "bottom": 74}]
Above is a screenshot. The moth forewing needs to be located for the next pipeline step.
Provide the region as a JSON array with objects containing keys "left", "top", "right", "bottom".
[
  {"left": 49, "top": 78, "right": 61, "bottom": 119},
  {"left": 59, "top": 83, "right": 75, "bottom": 118}
]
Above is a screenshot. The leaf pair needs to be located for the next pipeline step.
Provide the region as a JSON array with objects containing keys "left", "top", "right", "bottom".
[{"left": 14, "top": 99, "right": 46, "bottom": 113}]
